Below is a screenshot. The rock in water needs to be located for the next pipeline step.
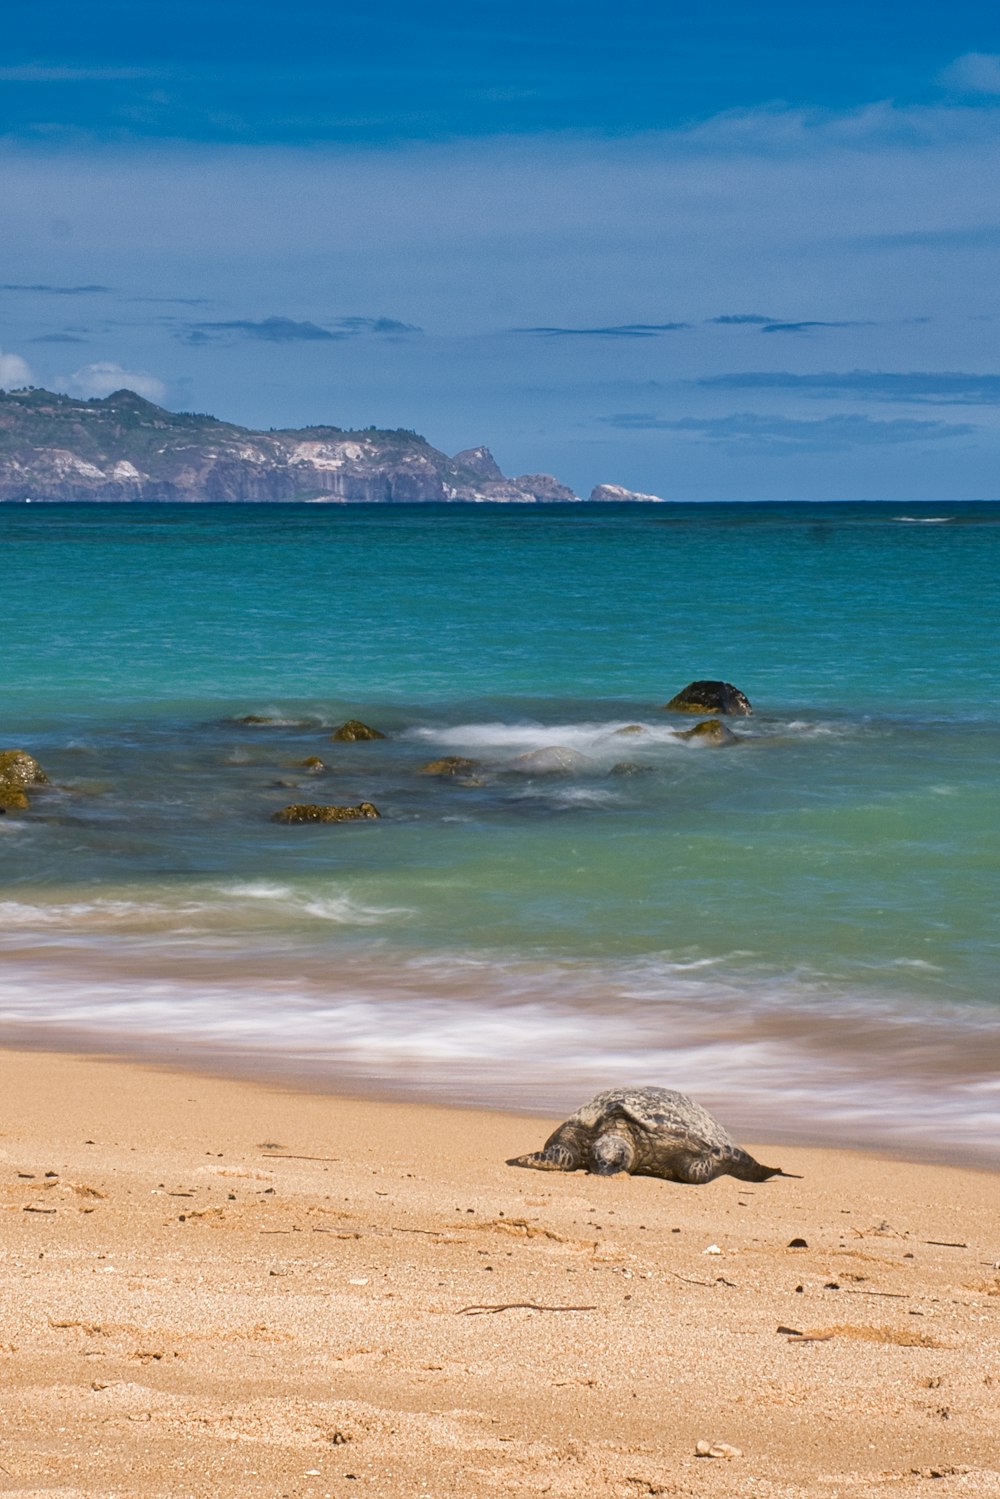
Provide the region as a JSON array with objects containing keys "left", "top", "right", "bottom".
[
  {"left": 0, "top": 749, "right": 49, "bottom": 811},
  {"left": 0, "top": 750, "right": 49, "bottom": 787},
  {"left": 664, "top": 681, "right": 752, "bottom": 716},
  {"left": 330, "top": 720, "right": 386, "bottom": 742},
  {"left": 676, "top": 719, "right": 739, "bottom": 746},
  {"left": 418, "top": 756, "right": 483, "bottom": 776},
  {"left": 509, "top": 746, "right": 595, "bottom": 774},
  {"left": 507, "top": 1086, "right": 790, "bottom": 1184},
  {"left": 272, "top": 802, "right": 380, "bottom": 824}
]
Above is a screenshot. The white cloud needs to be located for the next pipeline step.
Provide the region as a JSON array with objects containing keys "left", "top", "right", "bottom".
[
  {"left": 940, "top": 53, "right": 1000, "bottom": 96},
  {"left": 58, "top": 361, "right": 168, "bottom": 403},
  {"left": 0, "top": 349, "right": 34, "bottom": 388}
]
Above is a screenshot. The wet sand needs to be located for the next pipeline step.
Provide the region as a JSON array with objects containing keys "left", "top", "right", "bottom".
[{"left": 0, "top": 1045, "right": 998, "bottom": 1498}]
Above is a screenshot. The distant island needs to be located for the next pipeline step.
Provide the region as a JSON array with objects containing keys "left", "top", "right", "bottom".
[{"left": 0, "top": 386, "right": 663, "bottom": 504}]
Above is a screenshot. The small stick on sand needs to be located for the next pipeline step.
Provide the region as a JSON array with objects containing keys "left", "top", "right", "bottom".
[
  {"left": 456, "top": 1302, "right": 597, "bottom": 1316},
  {"left": 260, "top": 1154, "right": 342, "bottom": 1162}
]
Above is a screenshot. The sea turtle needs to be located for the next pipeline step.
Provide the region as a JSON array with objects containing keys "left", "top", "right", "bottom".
[{"left": 507, "top": 1086, "right": 793, "bottom": 1184}]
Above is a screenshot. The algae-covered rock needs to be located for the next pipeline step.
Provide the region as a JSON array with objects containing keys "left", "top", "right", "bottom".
[
  {"left": 608, "top": 761, "right": 654, "bottom": 776},
  {"left": 0, "top": 749, "right": 49, "bottom": 811},
  {"left": 676, "top": 718, "right": 739, "bottom": 747},
  {"left": 330, "top": 720, "right": 386, "bottom": 742},
  {"left": 0, "top": 750, "right": 49, "bottom": 787},
  {"left": 614, "top": 724, "right": 647, "bottom": 736},
  {"left": 419, "top": 756, "right": 483, "bottom": 777},
  {"left": 663, "top": 681, "right": 752, "bottom": 716},
  {"left": 272, "top": 801, "right": 381, "bottom": 824},
  {"left": 297, "top": 756, "right": 327, "bottom": 772}
]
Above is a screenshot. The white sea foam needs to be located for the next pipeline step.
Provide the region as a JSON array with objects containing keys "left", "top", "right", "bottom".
[
  {"left": 0, "top": 882, "right": 412, "bottom": 933},
  {"left": 0, "top": 945, "right": 996, "bottom": 1162},
  {"left": 406, "top": 719, "right": 727, "bottom": 763}
]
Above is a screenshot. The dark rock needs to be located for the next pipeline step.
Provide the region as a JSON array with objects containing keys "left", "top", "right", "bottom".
[
  {"left": 330, "top": 720, "right": 386, "bottom": 742},
  {"left": 419, "top": 756, "right": 483, "bottom": 777},
  {"left": 298, "top": 756, "right": 327, "bottom": 772},
  {"left": 0, "top": 784, "right": 30, "bottom": 810},
  {"left": 676, "top": 719, "right": 739, "bottom": 747},
  {"left": 663, "top": 681, "right": 752, "bottom": 716},
  {"left": 609, "top": 761, "right": 654, "bottom": 776},
  {"left": 272, "top": 802, "right": 381, "bottom": 824},
  {"left": 232, "top": 715, "right": 284, "bottom": 726},
  {"left": 614, "top": 724, "right": 647, "bottom": 735}
]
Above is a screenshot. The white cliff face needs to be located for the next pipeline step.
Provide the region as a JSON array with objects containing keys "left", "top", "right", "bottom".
[
  {"left": 288, "top": 440, "right": 370, "bottom": 469},
  {"left": 589, "top": 483, "right": 665, "bottom": 503}
]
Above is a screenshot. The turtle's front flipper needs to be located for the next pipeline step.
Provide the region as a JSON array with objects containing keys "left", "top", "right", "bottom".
[{"left": 507, "top": 1143, "right": 577, "bottom": 1171}]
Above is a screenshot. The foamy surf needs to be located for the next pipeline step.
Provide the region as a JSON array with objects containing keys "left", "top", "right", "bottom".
[{"left": 0, "top": 945, "right": 997, "bottom": 1165}]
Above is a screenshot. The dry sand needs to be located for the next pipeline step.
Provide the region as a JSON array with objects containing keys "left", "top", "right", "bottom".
[{"left": 0, "top": 1045, "right": 997, "bottom": 1499}]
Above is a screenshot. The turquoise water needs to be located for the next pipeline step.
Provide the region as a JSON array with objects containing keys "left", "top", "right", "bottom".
[{"left": 2, "top": 501, "right": 999, "bottom": 1161}]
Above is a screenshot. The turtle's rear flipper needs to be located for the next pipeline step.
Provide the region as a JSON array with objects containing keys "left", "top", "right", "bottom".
[{"left": 730, "top": 1152, "right": 796, "bottom": 1182}]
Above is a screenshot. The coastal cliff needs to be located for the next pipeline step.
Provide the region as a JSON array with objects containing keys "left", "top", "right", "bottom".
[{"left": 0, "top": 387, "right": 582, "bottom": 503}]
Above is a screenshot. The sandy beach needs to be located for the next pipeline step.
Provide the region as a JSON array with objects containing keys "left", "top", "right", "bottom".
[{"left": 0, "top": 1045, "right": 997, "bottom": 1499}]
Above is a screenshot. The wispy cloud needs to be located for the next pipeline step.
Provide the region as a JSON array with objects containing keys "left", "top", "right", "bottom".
[
  {"left": 57, "top": 362, "right": 167, "bottom": 403},
  {"left": 28, "top": 332, "right": 89, "bottom": 344},
  {"left": 186, "top": 314, "right": 420, "bottom": 343},
  {"left": 0, "top": 283, "right": 112, "bottom": 296},
  {"left": 939, "top": 53, "right": 1000, "bottom": 96},
  {"left": 696, "top": 371, "right": 1000, "bottom": 404},
  {"left": 600, "top": 411, "right": 974, "bottom": 452},
  {"left": 850, "top": 223, "right": 1000, "bottom": 252},
  {"left": 0, "top": 66, "right": 157, "bottom": 82},
  {"left": 708, "top": 313, "right": 776, "bottom": 325},
  {"left": 0, "top": 349, "right": 34, "bottom": 388},
  {"left": 759, "top": 319, "right": 870, "bottom": 334},
  {"left": 513, "top": 322, "right": 689, "bottom": 338}
]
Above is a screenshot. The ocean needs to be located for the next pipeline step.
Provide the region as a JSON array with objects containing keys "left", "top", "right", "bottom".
[{"left": 2, "top": 500, "right": 998, "bottom": 1164}]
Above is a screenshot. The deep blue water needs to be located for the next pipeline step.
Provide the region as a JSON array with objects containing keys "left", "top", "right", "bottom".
[{"left": 2, "top": 501, "right": 998, "bottom": 1161}]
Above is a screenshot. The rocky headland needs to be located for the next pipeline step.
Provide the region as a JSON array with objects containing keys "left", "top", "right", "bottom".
[{"left": 0, "top": 386, "right": 660, "bottom": 503}]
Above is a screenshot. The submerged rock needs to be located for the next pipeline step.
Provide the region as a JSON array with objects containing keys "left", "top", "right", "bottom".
[
  {"left": 609, "top": 761, "right": 654, "bottom": 776},
  {"left": 663, "top": 681, "right": 752, "bottom": 716},
  {"left": 272, "top": 801, "right": 381, "bottom": 824},
  {"left": 419, "top": 756, "right": 483, "bottom": 777},
  {"left": 676, "top": 718, "right": 739, "bottom": 747},
  {"left": 297, "top": 756, "right": 327, "bottom": 772},
  {"left": 510, "top": 746, "right": 596, "bottom": 775},
  {"left": 0, "top": 784, "right": 30, "bottom": 810},
  {"left": 330, "top": 719, "right": 386, "bottom": 742},
  {"left": 614, "top": 723, "right": 647, "bottom": 735}
]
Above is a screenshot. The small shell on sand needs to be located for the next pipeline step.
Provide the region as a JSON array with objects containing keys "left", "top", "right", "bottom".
[{"left": 695, "top": 1439, "right": 743, "bottom": 1459}]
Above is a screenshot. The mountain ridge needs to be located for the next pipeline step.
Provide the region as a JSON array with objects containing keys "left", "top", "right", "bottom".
[{"left": 0, "top": 386, "right": 596, "bottom": 503}]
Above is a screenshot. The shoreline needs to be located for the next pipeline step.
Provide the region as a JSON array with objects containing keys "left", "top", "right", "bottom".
[
  {"left": 1, "top": 932, "right": 999, "bottom": 1172},
  {"left": 1, "top": 1043, "right": 997, "bottom": 1498},
  {"left": 3, "top": 1023, "right": 1000, "bottom": 1177}
]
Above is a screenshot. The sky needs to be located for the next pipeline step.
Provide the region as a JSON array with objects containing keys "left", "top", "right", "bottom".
[{"left": 2, "top": 0, "right": 1000, "bottom": 500}]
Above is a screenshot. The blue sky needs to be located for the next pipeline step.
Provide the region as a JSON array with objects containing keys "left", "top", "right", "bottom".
[{"left": 2, "top": 0, "right": 1000, "bottom": 498}]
